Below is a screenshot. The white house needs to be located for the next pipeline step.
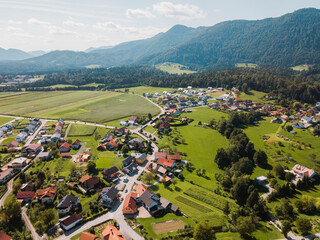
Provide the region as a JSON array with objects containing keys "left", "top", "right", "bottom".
[{"left": 60, "top": 213, "right": 82, "bottom": 231}]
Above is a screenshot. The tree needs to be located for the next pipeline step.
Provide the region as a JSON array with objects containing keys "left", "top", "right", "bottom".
[
  {"left": 296, "top": 218, "right": 312, "bottom": 235},
  {"left": 286, "top": 125, "right": 293, "bottom": 132},
  {"left": 223, "top": 201, "right": 230, "bottom": 215},
  {"left": 121, "top": 144, "right": 129, "bottom": 155},
  {"left": 231, "top": 176, "right": 250, "bottom": 205},
  {"left": 87, "top": 161, "right": 96, "bottom": 174},
  {"left": 143, "top": 172, "right": 156, "bottom": 184},
  {"left": 4, "top": 196, "right": 21, "bottom": 222},
  {"left": 148, "top": 113, "right": 152, "bottom": 120},
  {"left": 214, "top": 148, "right": 230, "bottom": 169},
  {"left": 273, "top": 163, "right": 285, "bottom": 179},
  {"left": 193, "top": 221, "right": 214, "bottom": 240},
  {"left": 281, "top": 220, "right": 292, "bottom": 237},
  {"left": 253, "top": 150, "right": 268, "bottom": 166},
  {"left": 235, "top": 216, "right": 256, "bottom": 236},
  {"left": 171, "top": 178, "right": 178, "bottom": 185}
]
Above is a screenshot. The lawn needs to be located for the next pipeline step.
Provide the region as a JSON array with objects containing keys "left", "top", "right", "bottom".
[
  {"left": 121, "top": 86, "right": 176, "bottom": 95},
  {"left": 156, "top": 63, "right": 196, "bottom": 74},
  {"left": 0, "top": 91, "right": 159, "bottom": 123},
  {"left": 68, "top": 124, "right": 97, "bottom": 136},
  {"left": 0, "top": 116, "right": 14, "bottom": 126}
]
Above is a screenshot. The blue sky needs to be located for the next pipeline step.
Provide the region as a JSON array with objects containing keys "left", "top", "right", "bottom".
[{"left": 0, "top": 0, "right": 320, "bottom": 51}]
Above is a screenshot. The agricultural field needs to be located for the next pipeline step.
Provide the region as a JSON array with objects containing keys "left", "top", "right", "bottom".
[
  {"left": 0, "top": 116, "right": 14, "bottom": 126},
  {"left": 0, "top": 91, "right": 159, "bottom": 123},
  {"left": 68, "top": 124, "right": 97, "bottom": 136},
  {"left": 120, "top": 86, "right": 176, "bottom": 95},
  {"left": 238, "top": 90, "right": 268, "bottom": 103},
  {"left": 156, "top": 62, "right": 196, "bottom": 74}
]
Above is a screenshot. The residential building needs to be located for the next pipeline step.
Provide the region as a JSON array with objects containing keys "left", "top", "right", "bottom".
[
  {"left": 0, "top": 168, "right": 13, "bottom": 183},
  {"left": 106, "top": 139, "right": 118, "bottom": 151},
  {"left": 61, "top": 152, "right": 71, "bottom": 158},
  {"left": 115, "top": 127, "right": 127, "bottom": 136},
  {"left": 102, "top": 167, "right": 119, "bottom": 182},
  {"left": 123, "top": 162, "right": 137, "bottom": 176},
  {"left": 292, "top": 164, "right": 317, "bottom": 179},
  {"left": 0, "top": 232, "right": 12, "bottom": 240},
  {"left": 132, "top": 153, "right": 147, "bottom": 164},
  {"left": 122, "top": 156, "right": 134, "bottom": 167},
  {"left": 15, "top": 131, "right": 28, "bottom": 143},
  {"left": 16, "top": 191, "right": 35, "bottom": 203},
  {"left": 122, "top": 192, "right": 138, "bottom": 215},
  {"left": 155, "top": 152, "right": 167, "bottom": 160},
  {"left": 72, "top": 139, "right": 81, "bottom": 150},
  {"left": 21, "top": 183, "right": 35, "bottom": 191},
  {"left": 157, "top": 158, "right": 175, "bottom": 169},
  {"left": 60, "top": 142, "right": 71, "bottom": 153},
  {"left": 57, "top": 195, "right": 79, "bottom": 217},
  {"left": 135, "top": 184, "right": 148, "bottom": 197},
  {"left": 10, "top": 157, "right": 27, "bottom": 169},
  {"left": 38, "top": 152, "right": 51, "bottom": 161},
  {"left": 79, "top": 175, "right": 99, "bottom": 189},
  {"left": 101, "top": 186, "right": 119, "bottom": 208},
  {"left": 36, "top": 187, "right": 57, "bottom": 204},
  {"left": 79, "top": 232, "right": 99, "bottom": 240},
  {"left": 270, "top": 118, "right": 283, "bottom": 124},
  {"left": 128, "top": 138, "right": 144, "bottom": 149},
  {"left": 60, "top": 213, "right": 82, "bottom": 231},
  {"left": 101, "top": 225, "right": 125, "bottom": 240}
]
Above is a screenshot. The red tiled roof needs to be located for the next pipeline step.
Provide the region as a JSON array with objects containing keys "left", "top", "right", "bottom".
[
  {"left": 27, "top": 143, "right": 41, "bottom": 151},
  {"left": 102, "top": 225, "right": 125, "bottom": 240},
  {"left": 17, "top": 191, "right": 35, "bottom": 199},
  {"left": 0, "top": 232, "right": 12, "bottom": 240},
  {"left": 107, "top": 139, "right": 118, "bottom": 147},
  {"left": 122, "top": 192, "right": 137, "bottom": 214},
  {"left": 165, "top": 176, "right": 172, "bottom": 182},
  {"left": 79, "top": 232, "right": 99, "bottom": 240},
  {"left": 167, "top": 153, "right": 182, "bottom": 161},
  {"left": 79, "top": 175, "right": 99, "bottom": 188},
  {"left": 135, "top": 184, "right": 148, "bottom": 196},
  {"left": 60, "top": 142, "right": 71, "bottom": 149},
  {"left": 36, "top": 187, "right": 57, "bottom": 200},
  {"left": 155, "top": 152, "right": 167, "bottom": 158},
  {"left": 72, "top": 139, "right": 81, "bottom": 145},
  {"left": 157, "top": 158, "right": 175, "bottom": 168},
  {"left": 61, "top": 152, "right": 71, "bottom": 157}
]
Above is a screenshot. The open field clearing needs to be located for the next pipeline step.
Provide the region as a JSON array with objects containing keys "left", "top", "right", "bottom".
[
  {"left": 153, "top": 219, "right": 185, "bottom": 234},
  {"left": 120, "top": 86, "right": 176, "bottom": 95},
  {"left": 68, "top": 124, "right": 97, "bottom": 136},
  {"left": 0, "top": 91, "right": 159, "bottom": 123},
  {"left": 156, "top": 63, "right": 196, "bottom": 74},
  {"left": 0, "top": 116, "right": 14, "bottom": 126}
]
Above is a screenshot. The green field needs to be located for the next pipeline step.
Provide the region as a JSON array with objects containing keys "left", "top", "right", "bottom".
[
  {"left": 291, "top": 64, "right": 310, "bottom": 71},
  {"left": 0, "top": 116, "right": 14, "bottom": 126},
  {"left": 156, "top": 63, "right": 196, "bottom": 74},
  {"left": 68, "top": 124, "right": 97, "bottom": 136},
  {"left": 235, "top": 63, "right": 258, "bottom": 68},
  {"left": 120, "top": 86, "right": 176, "bottom": 95},
  {"left": 238, "top": 90, "right": 267, "bottom": 103},
  {"left": 0, "top": 91, "right": 159, "bottom": 123}
]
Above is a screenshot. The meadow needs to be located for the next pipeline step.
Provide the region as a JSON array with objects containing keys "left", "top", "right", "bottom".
[
  {"left": 0, "top": 91, "right": 159, "bottom": 123},
  {"left": 156, "top": 63, "right": 196, "bottom": 74}
]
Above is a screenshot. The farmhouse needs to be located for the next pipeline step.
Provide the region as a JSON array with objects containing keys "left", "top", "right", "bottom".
[
  {"left": 57, "top": 195, "right": 79, "bottom": 217},
  {"left": 60, "top": 213, "right": 82, "bottom": 231},
  {"left": 36, "top": 187, "right": 57, "bottom": 204},
  {"left": 101, "top": 186, "right": 119, "bottom": 208}
]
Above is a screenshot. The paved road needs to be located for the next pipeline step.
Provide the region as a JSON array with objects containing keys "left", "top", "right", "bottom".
[
  {"left": 25, "top": 120, "right": 48, "bottom": 146},
  {"left": 22, "top": 207, "right": 41, "bottom": 240},
  {"left": 0, "top": 178, "right": 13, "bottom": 207}
]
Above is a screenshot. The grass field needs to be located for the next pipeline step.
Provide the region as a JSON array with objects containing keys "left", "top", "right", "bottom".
[
  {"left": 0, "top": 116, "right": 14, "bottom": 126},
  {"left": 291, "top": 64, "right": 310, "bottom": 71},
  {"left": 235, "top": 63, "right": 258, "bottom": 68},
  {"left": 68, "top": 124, "right": 97, "bottom": 136},
  {"left": 120, "top": 86, "right": 176, "bottom": 95},
  {"left": 0, "top": 91, "right": 159, "bottom": 123},
  {"left": 238, "top": 90, "right": 267, "bottom": 103},
  {"left": 156, "top": 63, "right": 196, "bottom": 74}
]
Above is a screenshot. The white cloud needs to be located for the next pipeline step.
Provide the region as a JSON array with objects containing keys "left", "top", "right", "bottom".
[
  {"left": 8, "top": 20, "right": 22, "bottom": 25},
  {"left": 62, "top": 19, "right": 85, "bottom": 27},
  {"left": 153, "top": 2, "right": 206, "bottom": 20},
  {"left": 48, "top": 26, "right": 77, "bottom": 36},
  {"left": 27, "top": 18, "right": 50, "bottom": 25},
  {"left": 93, "top": 22, "right": 120, "bottom": 31},
  {"left": 126, "top": 8, "right": 155, "bottom": 19}
]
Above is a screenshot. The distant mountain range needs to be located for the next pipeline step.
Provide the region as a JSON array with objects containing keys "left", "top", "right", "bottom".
[
  {"left": 0, "top": 8, "right": 320, "bottom": 74},
  {"left": 0, "top": 48, "right": 46, "bottom": 61}
]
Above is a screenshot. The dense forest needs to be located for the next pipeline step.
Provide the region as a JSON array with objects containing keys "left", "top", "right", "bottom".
[{"left": 14, "top": 66, "right": 320, "bottom": 104}]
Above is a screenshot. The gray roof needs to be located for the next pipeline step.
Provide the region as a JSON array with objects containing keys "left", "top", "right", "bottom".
[
  {"left": 139, "top": 153, "right": 147, "bottom": 160},
  {"left": 123, "top": 156, "right": 134, "bottom": 166},
  {"left": 57, "top": 195, "right": 79, "bottom": 209},
  {"left": 140, "top": 190, "right": 158, "bottom": 208},
  {"left": 171, "top": 204, "right": 179, "bottom": 212},
  {"left": 101, "top": 186, "right": 118, "bottom": 200},
  {"left": 160, "top": 197, "right": 171, "bottom": 208}
]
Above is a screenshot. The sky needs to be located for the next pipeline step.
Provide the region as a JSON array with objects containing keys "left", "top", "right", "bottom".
[{"left": 0, "top": 0, "right": 320, "bottom": 52}]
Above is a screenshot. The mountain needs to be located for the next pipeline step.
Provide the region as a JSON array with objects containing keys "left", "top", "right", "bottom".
[
  {"left": 84, "top": 46, "right": 112, "bottom": 53},
  {"left": 0, "top": 48, "right": 32, "bottom": 61},
  {"left": 143, "top": 8, "right": 320, "bottom": 68},
  {"left": 1, "top": 8, "right": 320, "bottom": 73},
  {"left": 28, "top": 50, "right": 46, "bottom": 57}
]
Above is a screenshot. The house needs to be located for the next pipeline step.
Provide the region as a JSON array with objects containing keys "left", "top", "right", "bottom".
[
  {"left": 101, "top": 134, "right": 113, "bottom": 143},
  {"left": 16, "top": 191, "right": 35, "bottom": 203},
  {"left": 36, "top": 187, "right": 57, "bottom": 204},
  {"left": 61, "top": 152, "right": 71, "bottom": 158},
  {"left": 167, "top": 153, "right": 182, "bottom": 162},
  {"left": 255, "top": 176, "right": 268, "bottom": 186},
  {"left": 157, "top": 166, "right": 167, "bottom": 175},
  {"left": 79, "top": 232, "right": 99, "bottom": 240},
  {"left": 292, "top": 164, "right": 317, "bottom": 179},
  {"left": 115, "top": 127, "right": 127, "bottom": 136},
  {"left": 23, "top": 143, "right": 41, "bottom": 156},
  {"left": 139, "top": 190, "right": 162, "bottom": 215},
  {"left": 6, "top": 122, "right": 13, "bottom": 130},
  {"left": 128, "top": 138, "right": 144, "bottom": 150},
  {"left": 60, "top": 142, "right": 71, "bottom": 152},
  {"left": 120, "top": 121, "right": 129, "bottom": 127},
  {"left": 146, "top": 162, "right": 158, "bottom": 171},
  {"left": 155, "top": 152, "right": 167, "bottom": 160},
  {"left": 128, "top": 116, "right": 138, "bottom": 125},
  {"left": 60, "top": 213, "right": 82, "bottom": 231},
  {"left": 101, "top": 186, "right": 119, "bottom": 208},
  {"left": 164, "top": 176, "right": 172, "bottom": 184},
  {"left": 79, "top": 152, "right": 92, "bottom": 162},
  {"left": 301, "top": 116, "right": 313, "bottom": 124},
  {"left": 0, "top": 168, "right": 13, "bottom": 183},
  {"left": 97, "top": 144, "right": 106, "bottom": 151},
  {"left": 38, "top": 152, "right": 51, "bottom": 161},
  {"left": 159, "top": 122, "right": 171, "bottom": 132},
  {"left": 15, "top": 131, "right": 28, "bottom": 143},
  {"left": 101, "top": 225, "right": 125, "bottom": 240},
  {"left": 10, "top": 157, "right": 27, "bottom": 169},
  {"left": 123, "top": 162, "right": 137, "bottom": 176},
  {"left": 51, "top": 133, "right": 61, "bottom": 142},
  {"left": 102, "top": 167, "right": 119, "bottom": 182},
  {"left": 79, "top": 175, "right": 99, "bottom": 189},
  {"left": 21, "top": 183, "right": 35, "bottom": 192},
  {"left": 281, "top": 115, "right": 289, "bottom": 121},
  {"left": 0, "top": 232, "right": 12, "bottom": 240},
  {"left": 72, "top": 139, "right": 81, "bottom": 150},
  {"left": 6, "top": 141, "right": 19, "bottom": 150},
  {"left": 292, "top": 122, "right": 305, "bottom": 129},
  {"left": 134, "top": 153, "right": 147, "bottom": 164},
  {"left": 106, "top": 139, "right": 118, "bottom": 151},
  {"left": 157, "top": 158, "right": 175, "bottom": 169},
  {"left": 270, "top": 118, "right": 283, "bottom": 124},
  {"left": 57, "top": 195, "right": 79, "bottom": 217},
  {"left": 122, "top": 192, "right": 138, "bottom": 215},
  {"left": 135, "top": 184, "right": 148, "bottom": 197},
  {"left": 122, "top": 156, "right": 134, "bottom": 167}
]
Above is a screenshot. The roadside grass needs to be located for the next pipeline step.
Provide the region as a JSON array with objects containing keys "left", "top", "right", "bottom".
[
  {"left": 68, "top": 124, "right": 97, "bottom": 136},
  {"left": 0, "top": 91, "right": 159, "bottom": 123}
]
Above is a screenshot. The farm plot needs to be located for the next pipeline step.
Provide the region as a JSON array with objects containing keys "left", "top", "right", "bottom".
[
  {"left": 0, "top": 91, "right": 159, "bottom": 123},
  {"left": 153, "top": 220, "right": 185, "bottom": 234},
  {"left": 68, "top": 124, "right": 97, "bottom": 136}
]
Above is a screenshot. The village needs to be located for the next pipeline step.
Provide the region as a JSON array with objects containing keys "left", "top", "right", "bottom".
[{"left": 0, "top": 85, "right": 319, "bottom": 240}]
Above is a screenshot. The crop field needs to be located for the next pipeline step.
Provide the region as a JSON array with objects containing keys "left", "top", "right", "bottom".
[
  {"left": 68, "top": 124, "right": 97, "bottom": 136},
  {"left": 0, "top": 91, "right": 159, "bottom": 123},
  {"left": 153, "top": 220, "right": 185, "bottom": 234}
]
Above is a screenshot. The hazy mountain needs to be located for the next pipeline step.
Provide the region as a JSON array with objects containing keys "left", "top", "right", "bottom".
[
  {"left": 28, "top": 50, "right": 46, "bottom": 57},
  {"left": 143, "top": 8, "right": 320, "bottom": 69},
  {"left": 84, "top": 46, "right": 113, "bottom": 53},
  {"left": 0, "top": 48, "right": 32, "bottom": 61},
  {"left": 1, "top": 8, "right": 320, "bottom": 73}
]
